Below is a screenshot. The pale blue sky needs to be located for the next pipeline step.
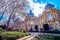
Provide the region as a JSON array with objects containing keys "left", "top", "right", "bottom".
[
  {"left": 37, "top": 0, "right": 60, "bottom": 10},
  {"left": 0, "top": 0, "right": 60, "bottom": 23},
  {"left": 28, "top": 0, "right": 60, "bottom": 17}
]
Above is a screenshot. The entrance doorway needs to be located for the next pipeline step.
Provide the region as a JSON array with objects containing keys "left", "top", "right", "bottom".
[
  {"left": 43, "top": 24, "right": 49, "bottom": 31},
  {"left": 34, "top": 25, "right": 39, "bottom": 32}
]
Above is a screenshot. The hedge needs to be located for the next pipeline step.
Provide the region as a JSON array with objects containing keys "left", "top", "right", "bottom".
[
  {"left": 35, "top": 34, "right": 60, "bottom": 40},
  {"left": 0, "top": 32, "right": 29, "bottom": 40},
  {"left": 0, "top": 27, "right": 3, "bottom": 32}
]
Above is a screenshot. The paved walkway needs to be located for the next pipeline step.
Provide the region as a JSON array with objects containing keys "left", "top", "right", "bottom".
[
  {"left": 17, "top": 36, "right": 34, "bottom": 40},
  {"left": 17, "top": 32, "right": 39, "bottom": 40}
]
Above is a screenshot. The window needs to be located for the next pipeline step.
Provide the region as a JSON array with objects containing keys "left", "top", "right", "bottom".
[
  {"left": 34, "top": 21, "right": 38, "bottom": 25},
  {"left": 42, "top": 19, "right": 44, "bottom": 23},
  {"left": 56, "top": 13, "right": 59, "bottom": 18},
  {"left": 46, "top": 13, "right": 53, "bottom": 21},
  {"left": 39, "top": 20, "right": 41, "bottom": 23},
  {"left": 59, "top": 22, "right": 60, "bottom": 26},
  {"left": 30, "top": 21, "right": 34, "bottom": 25}
]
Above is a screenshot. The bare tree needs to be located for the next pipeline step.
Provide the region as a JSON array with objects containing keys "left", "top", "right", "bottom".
[
  {"left": 0, "top": 0, "right": 18, "bottom": 21},
  {"left": 0, "top": 0, "right": 29, "bottom": 29},
  {"left": 5, "top": 0, "right": 29, "bottom": 29}
]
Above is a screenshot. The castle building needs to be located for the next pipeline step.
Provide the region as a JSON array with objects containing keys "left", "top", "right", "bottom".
[{"left": 24, "top": 3, "right": 60, "bottom": 31}]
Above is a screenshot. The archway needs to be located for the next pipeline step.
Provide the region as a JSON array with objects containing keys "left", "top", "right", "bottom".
[
  {"left": 34, "top": 25, "right": 39, "bottom": 32},
  {"left": 43, "top": 24, "right": 49, "bottom": 31}
]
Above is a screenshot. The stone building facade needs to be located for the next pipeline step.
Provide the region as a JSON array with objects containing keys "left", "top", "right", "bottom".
[{"left": 24, "top": 8, "right": 60, "bottom": 31}]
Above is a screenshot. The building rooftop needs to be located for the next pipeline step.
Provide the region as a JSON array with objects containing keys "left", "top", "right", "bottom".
[{"left": 45, "top": 3, "right": 55, "bottom": 9}]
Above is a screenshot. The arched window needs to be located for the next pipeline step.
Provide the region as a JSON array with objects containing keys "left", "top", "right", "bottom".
[
  {"left": 46, "top": 13, "right": 53, "bottom": 21},
  {"left": 30, "top": 21, "right": 34, "bottom": 25},
  {"left": 56, "top": 13, "right": 59, "bottom": 19},
  {"left": 59, "top": 21, "right": 60, "bottom": 26}
]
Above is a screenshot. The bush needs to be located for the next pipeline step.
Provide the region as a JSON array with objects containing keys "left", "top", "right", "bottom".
[
  {"left": 45, "top": 35, "right": 54, "bottom": 40},
  {"left": 0, "top": 28, "right": 3, "bottom": 40},
  {"left": 0, "top": 27, "right": 3, "bottom": 32},
  {"left": 20, "top": 29, "right": 26, "bottom": 33},
  {"left": 54, "top": 36, "right": 60, "bottom": 40},
  {"left": 0, "top": 32, "right": 29, "bottom": 40},
  {"left": 36, "top": 34, "right": 60, "bottom": 40}
]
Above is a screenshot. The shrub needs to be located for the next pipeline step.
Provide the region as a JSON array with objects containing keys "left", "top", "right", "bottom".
[
  {"left": 45, "top": 35, "right": 54, "bottom": 40},
  {"left": 0, "top": 27, "right": 3, "bottom": 40},
  {"left": 0, "top": 27, "right": 3, "bottom": 32},
  {"left": 36, "top": 34, "right": 60, "bottom": 40},
  {"left": 1, "top": 32, "right": 29, "bottom": 40},
  {"left": 54, "top": 36, "right": 60, "bottom": 40}
]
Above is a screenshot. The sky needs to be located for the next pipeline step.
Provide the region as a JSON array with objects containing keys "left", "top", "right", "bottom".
[
  {"left": 28, "top": 0, "right": 60, "bottom": 17},
  {"left": 0, "top": 0, "right": 60, "bottom": 23}
]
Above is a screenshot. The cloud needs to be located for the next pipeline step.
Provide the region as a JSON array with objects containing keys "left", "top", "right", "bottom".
[{"left": 28, "top": 0, "right": 46, "bottom": 17}]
